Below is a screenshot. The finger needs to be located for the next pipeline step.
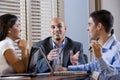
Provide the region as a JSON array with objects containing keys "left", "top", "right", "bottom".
[
  {"left": 70, "top": 50, "right": 73, "bottom": 56},
  {"left": 50, "top": 50, "right": 58, "bottom": 55},
  {"left": 51, "top": 49, "right": 58, "bottom": 52},
  {"left": 76, "top": 51, "right": 80, "bottom": 57},
  {"left": 52, "top": 56, "right": 59, "bottom": 60}
]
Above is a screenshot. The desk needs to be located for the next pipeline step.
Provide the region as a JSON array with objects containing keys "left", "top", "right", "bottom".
[
  {"left": 0, "top": 75, "right": 94, "bottom": 80},
  {"left": 32, "top": 75, "right": 94, "bottom": 80},
  {"left": 0, "top": 71, "right": 95, "bottom": 80}
]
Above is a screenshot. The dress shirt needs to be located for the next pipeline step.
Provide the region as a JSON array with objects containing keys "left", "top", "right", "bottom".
[
  {"left": 68, "top": 35, "right": 120, "bottom": 74},
  {"left": 98, "top": 58, "right": 120, "bottom": 80},
  {"left": 52, "top": 38, "right": 65, "bottom": 70}
]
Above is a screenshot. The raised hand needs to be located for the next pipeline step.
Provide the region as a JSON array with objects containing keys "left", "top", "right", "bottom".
[
  {"left": 17, "top": 39, "right": 28, "bottom": 50},
  {"left": 55, "top": 66, "right": 67, "bottom": 71},
  {"left": 91, "top": 40, "right": 102, "bottom": 59},
  {"left": 47, "top": 48, "right": 59, "bottom": 61},
  {"left": 70, "top": 50, "right": 80, "bottom": 65}
]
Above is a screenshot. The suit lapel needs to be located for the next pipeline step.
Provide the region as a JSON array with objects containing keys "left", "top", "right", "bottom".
[
  {"left": 43, "top": 37, "right": 53, "bottom": 55},
  {"left": 63, "top": 49, "right": 70, "bottom": 66},
  {"left": 62, "top": 38, "right": 73, "bottom": 66}
]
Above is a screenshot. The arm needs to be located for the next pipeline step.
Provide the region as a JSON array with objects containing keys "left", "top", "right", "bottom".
[
  {"left": 98, "top": 58, "right": 119, "bottom": 80},
  {"left": 4, "top": 39, "right": 29, "bottom": 73},
  {"left": 68, "top": 61, "right": 98, "bottom": 71},
  {"left": 29, "top": 45, "right": 51, "bottom": 73},
  {"left": 91, "top": 41, "right": 120, "bottom": 80},
  {"left": 37, "top": 59, "right": 51, "bottom": 73},
  {"left": 37, "top": 48, "right": 60, "bottom": 73},
  {"left": 18, "top": 39, "right": 29, "bottom": 71},
  {"left": 70, "top": 42, "right": 87, "bottom": 65}
]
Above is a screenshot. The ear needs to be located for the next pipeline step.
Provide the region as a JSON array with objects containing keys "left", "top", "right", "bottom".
[
  {"left": 97, "top": 23, "right": 102, "bottom": 31},
  {"left": 8, "top": 28, "right": 12, "bottom": 34},
  {"left": 8, "top": 31, "right": 11, "bottom": 34}
]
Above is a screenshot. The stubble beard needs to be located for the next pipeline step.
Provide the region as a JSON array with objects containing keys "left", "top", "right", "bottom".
[{"left": 56, "top": 37, "right": 61, "bottom": 41}]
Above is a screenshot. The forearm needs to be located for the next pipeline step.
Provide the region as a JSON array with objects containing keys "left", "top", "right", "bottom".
[
  {"left": 21, "top": 48, "right": 29, "bottom": 71},
  {"left": 68, "top": 62, "right": 97, "bottom": 71}
]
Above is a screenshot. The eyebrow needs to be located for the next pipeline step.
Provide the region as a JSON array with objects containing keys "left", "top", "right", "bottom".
[{"left": 51, "top": 23, "right": 62, "bottom": 26}]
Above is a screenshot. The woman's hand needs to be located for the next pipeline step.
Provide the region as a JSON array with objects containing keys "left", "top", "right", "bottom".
[{"left": 17, "top": 39, "right": 28, "bottom": 50}]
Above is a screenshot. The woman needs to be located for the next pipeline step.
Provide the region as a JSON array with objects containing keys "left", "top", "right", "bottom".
[{"left": 0, "top": 14, "right": 29, "bottom": 74}]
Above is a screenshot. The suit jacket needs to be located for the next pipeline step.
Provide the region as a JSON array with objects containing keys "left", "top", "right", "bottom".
[{"left": 28, "top": 36, "right": 87, "bottom": 73}]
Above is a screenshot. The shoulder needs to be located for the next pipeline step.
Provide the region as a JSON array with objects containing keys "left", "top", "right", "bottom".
[
  {"left": 0, "top": 38, "right": 14, "bottom": 48},
  {"left": 66, "top": 37, "right": 83, "bottom": 46},
  {"left": 33, "top": 37, "right": 51, "bottom": 47},
  {"left": 115, "top": 41, "right": 120, "bottom": 49},
  {"left": 0, "top": 38, "right": 14, "bottom": 55},
  {"left": 116, "top": 41, "right": 120, "bottom": 45},
  {"left": 114, "top": 40, "right": 120, "bottom": 48}
]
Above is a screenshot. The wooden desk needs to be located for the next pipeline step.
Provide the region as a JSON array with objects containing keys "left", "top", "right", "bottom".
[
  {"left": 0, "top": 75, "right": 93, "bottom": 80},
  {"left": 31, "top": 75, "right": 93, "bottom": 80},
  {"left": 0, "top": 71, "right": 95, "bottom": 80}
]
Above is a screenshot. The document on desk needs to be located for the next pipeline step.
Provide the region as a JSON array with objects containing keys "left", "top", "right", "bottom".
[
  {"left": 36, "top": 71, "right": 90, "bottom": 76},
  {"left": 0, "top": 73, "right": 33, "bottom": 77},
  {"left": 0, "top": 75, "right": 31, "bottom": 80},
  {"left": 53, "top": 71, "right": 90, "bottom": 76}
]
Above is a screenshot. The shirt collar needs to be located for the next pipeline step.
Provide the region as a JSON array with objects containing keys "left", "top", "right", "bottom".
[
  {"left": 102, "top": 34, "right": 117, "bottom": 50},
  {"left": 52, "top": 38, "right": 65, "bottom": 48}
]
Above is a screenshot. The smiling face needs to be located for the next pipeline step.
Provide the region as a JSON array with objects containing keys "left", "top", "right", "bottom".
[
  {"left": 8, "top": 20, "right": 21, "bottom": 40},
  {"left": 50, "top": 18, "right": 66, "bottom": 42},
  {"left": 87, "top": 17, "right": 99, "bottom": 40}
]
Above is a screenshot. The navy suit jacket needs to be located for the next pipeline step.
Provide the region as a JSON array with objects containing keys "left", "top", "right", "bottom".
[{"left": 28, "top": 37, "right": 87, "bottom": 73}]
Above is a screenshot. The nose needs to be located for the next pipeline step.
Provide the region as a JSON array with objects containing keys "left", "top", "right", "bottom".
[
  {"left": 55, "top": 26, "right": 59, "bottom": 31},
  {"left": 86, "top": 27, "right": 89, "bottom": 31},
  {"left": 19, "top": 27, "right": 21, "bottom": 32}
]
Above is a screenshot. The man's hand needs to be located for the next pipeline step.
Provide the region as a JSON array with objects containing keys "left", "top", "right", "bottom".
[
  {"left": 91, "top": 40, "right": 102, "bottom": 59},
  {"left": 47, "top": 48, "right": 59, "bottom": 61},
  {"left": 55, "top": 66, "right": 67, "bottom": 71},
  {"left": 70, "top": 50, "right": 80, "bottom": 65}
]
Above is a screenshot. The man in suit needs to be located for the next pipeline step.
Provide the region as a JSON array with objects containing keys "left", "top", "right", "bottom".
[{"left": 28, "top": 18, "right": 87, "bottom": 73}]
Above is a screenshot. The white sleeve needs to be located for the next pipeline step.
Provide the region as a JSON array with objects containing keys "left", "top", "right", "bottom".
[{"left": 1, "top": 41, "right": 15, "bottom": 55}]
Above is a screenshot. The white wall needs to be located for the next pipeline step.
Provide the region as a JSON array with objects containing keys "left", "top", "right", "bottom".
[
  {"left": 64, "top": 0, "right": 89, "bottom": 54},
  {"left": 101, "top": 0, "right": 120, "bottom": 41}
]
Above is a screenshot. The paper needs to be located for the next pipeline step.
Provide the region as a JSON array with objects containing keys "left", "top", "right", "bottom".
[{"left": 0, "top": 76, "right": 31, "bottom": 80}]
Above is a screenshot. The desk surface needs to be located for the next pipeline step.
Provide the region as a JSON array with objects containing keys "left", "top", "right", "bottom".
[
  {"left": 0, "top": 71, "right": 95, "bottom": 80},
  {"left": 0, "top": 75, "right": 94, "bottom": 80}
]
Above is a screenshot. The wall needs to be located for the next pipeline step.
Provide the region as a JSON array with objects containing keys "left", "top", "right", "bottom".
[
  {"left": 101, "top": 0, "right": 120, "bottom": 41},
  {"left": 64, "top": 0, "right": 89, "bottom": 55}
]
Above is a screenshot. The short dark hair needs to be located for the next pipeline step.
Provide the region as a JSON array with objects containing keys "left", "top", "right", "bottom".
[
  {"left": 0, "top": 14, "right": 17, "bottom": 41},
  {"left": 90, "top": 9, "right": 114, "bottom": 34}
]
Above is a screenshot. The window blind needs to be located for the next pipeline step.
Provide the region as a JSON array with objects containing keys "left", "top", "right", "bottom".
[
  {"left": 27, "top": 0, "right": 64, "bottom": 47},
  {"left": 0, "top": 0, "right": 26, "bottom": 55},
  {"left": 0, "top": 0, "right": 64, "bottom": 55}
]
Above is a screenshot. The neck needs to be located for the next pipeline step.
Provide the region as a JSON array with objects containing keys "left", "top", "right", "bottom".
[
  {"left": 7, "top": 35, "right": 15, "bottom": 41},
  {"left": 53, "top": 39, "right": 64, "bottom": 47},
  {"left": 99, "top": 34, "right": 111, "bottom": 45}
]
